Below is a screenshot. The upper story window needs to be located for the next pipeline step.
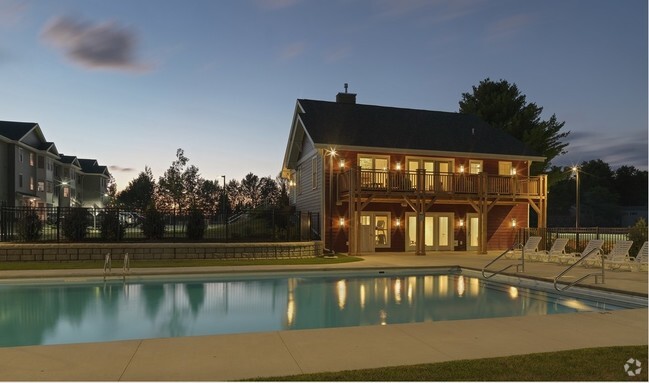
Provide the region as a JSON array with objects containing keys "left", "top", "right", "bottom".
[
  {"left": 359, "top": 155, "right": 389, "bottom": 188},
  {"left": 469, "top": 160, "right": 482, "bottom": 174},
  {"left": 29, "top": 153, "right": 35, "bottom": 167},
  {"left": 30, "top": 176, "right": 34, "bottom": 191},
  {"left": 498, "top": 161, "right": 513, "bottom": 176},
  {"left": 38, "top": 156, "right": 45, "bottom": 169},
  {"left": 18, "top": 148, "right": 23, "bottom": 163},
  {"left": 359, "top": 155, "right": 389, "bottom": 171},
  {"left": 311, "top": 156, "right": 318, "bottom": 190}
]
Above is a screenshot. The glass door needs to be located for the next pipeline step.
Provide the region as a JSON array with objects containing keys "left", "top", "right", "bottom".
[
  {"left": 406, "top": 213, "right": 454, "bottom": 251},
  {"left": 466, "top": 213, "right": 479, "bottom": 251}
]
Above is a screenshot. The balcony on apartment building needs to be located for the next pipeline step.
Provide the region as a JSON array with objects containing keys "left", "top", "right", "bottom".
[{"left": 338, "top": 168, "right": 546, "bottom": 200}]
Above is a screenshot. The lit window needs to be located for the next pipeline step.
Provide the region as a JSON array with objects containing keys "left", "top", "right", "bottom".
[
  {"left": 498, "top": 161, "right": 512, "bottom": 176},
  {"left": 37, "top": 181, "right": 45, "bottom": 192},
  {"left": 29, "top": 153, "right": 35, "bottom": 167},
  {"left": 30, "top": 176, "right": 34, "bottom": 191},
  {"left": 469, "top": 160, "right": 482, "bottom": 174},
  {"left": 63, "top": 187, "right": 69, "bottom": 198}
]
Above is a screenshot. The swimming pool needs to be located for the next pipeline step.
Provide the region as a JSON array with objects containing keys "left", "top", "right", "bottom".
[{"left": 0, "top": 268, "right": 646, "bottom": 347}]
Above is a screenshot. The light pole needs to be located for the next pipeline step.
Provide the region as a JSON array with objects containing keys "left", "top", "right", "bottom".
[
  {"left": 326, "top": 148, "right": 337, "bottom": 254},
  {"left": 57, "top": 180, "right": 68, "bottom": 242},
  {"left": 572, "top": 166, "right": 580, "bottom": 228},
  {"left": 221, "top": 175, "right": 227, "bottom": 241}
]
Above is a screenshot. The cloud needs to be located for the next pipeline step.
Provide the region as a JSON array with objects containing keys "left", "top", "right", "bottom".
[
  {"left": 109, "top": 165, "right": 135, "bottom": 172},
  {"left": 255, "top": 0, "right": 300, "bottom": 10},
  {"left": 485, "top": 13, "right": 534, "bottom": 41},
  {"left": 41, "top": 15, "right": 152, "bottom": 72},
  {"left": 278, "top": 42, "right": 306, "bottom": 61},
  {"left": 0, "top": 0, "right": 28, "bottom": 28},
  {"left": 554, "top": 130, "right": 648, "bottom": 170}
]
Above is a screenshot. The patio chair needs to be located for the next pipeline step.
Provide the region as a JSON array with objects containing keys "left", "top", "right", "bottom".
[
  {"left": 577, "top": 239, "right": 606, "bottom": 267},
  {"left": 541, "top": 237, "right": 569, "bottom": 263},
  {"left": 557, "top": 239, "right": 604, "bottom": 266},
  {"left": 604, "top": 241, "right": 634, "bottom": 271},
  {"left": 507, "top": 236, "right": 541, "bottom": 259},
  {"left": 630, "top": 241, "right": 648, "bottom": 272}
]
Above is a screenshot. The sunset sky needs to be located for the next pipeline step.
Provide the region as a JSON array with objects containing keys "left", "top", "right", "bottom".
[{"left": 0, "top": 0, "right": 646, "bottom": 190}]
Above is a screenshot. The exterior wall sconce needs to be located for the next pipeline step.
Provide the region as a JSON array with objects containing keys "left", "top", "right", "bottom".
[
  {"left": 459, "top": 218, "right": 464, "bottom": 227},
  {"left": 339, "top": 159, "right": 345, "bottom": 169},
  {"left": 395, "top": 218, "right": 401, "bottom": 227},
  {"left": 511, "top": 168, "right": 517, "bottom": 176},
  {"left": 339, "top": 217, "right": 345, "bottom": 227},
  {"left": 289, "top": 180, "right": 295, "bottom": 187},
  {"left": 459, "top": 165, "right": 465, "bottom": 174},
  {"left": 395, "top": 162, "right": 402, "bottom": 171},
  {"left": 511, "top": 218, "right": 517, "bottom": 227}
]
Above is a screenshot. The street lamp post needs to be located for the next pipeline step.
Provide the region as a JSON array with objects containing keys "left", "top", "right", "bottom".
[
  {"left": 572, "top": 166, "right": 580, "bottom": 228},
  {"left": 327, "top": 149, "right": 337, "bottom": 254},
  {"left": 222, "top": 175, "right": 227, "bottom": 241}
]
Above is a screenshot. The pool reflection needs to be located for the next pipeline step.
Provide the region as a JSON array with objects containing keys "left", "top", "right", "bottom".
[{"left": 0, "top": 274, "right": 597, "bottom": 347}]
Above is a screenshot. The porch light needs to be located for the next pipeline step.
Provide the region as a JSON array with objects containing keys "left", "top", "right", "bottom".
[
  {"left": 395, "top": 218, "right": 401, "bottom": 227},
  {"left": 511, "top": 168, "right": 517, "bottom": 176},
  {"left": 339, "top": 159, "right": 345, "bottom": 169},
  {"left": 395, "top": 162, "right": 402, "bottom": 171},
  {"left": 339, "top": 217, "right": 345, "bottom": 227},
  {"left": 459, "top": 218, "right": 464, "bottom": 227},
  {"left": 511, "top": 218, "right": 517, "bottom": 227},
  {"left": 459, "top": 165, "right": 465, "bottom": 173}
]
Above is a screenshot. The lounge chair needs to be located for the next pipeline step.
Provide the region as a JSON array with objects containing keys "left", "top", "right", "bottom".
[
  {"left": 604, "top": 241, "right": 634, "bottom": 271},
  {"left": 507, "top": 236, "right": 542, "bottom": 259},
  {"left": 557, "top": 239, "right": 603, "bottom": 265},
  {"left": 630, "top": 241, "right": 648, "bottom": 271},
  {"left": 540, "top": 237, "right": 569, "bottom": 263}
]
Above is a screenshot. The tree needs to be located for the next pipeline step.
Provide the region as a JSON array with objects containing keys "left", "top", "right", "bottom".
[
  {"left": 614, "top": 166, "right": 648, "bottom": 206},
  {"left": 158, "top": 149, "right": 189, "bottom": 210},
  {"left": 459, "top": 78, "right": 570, "bottom": 175},
  {"left": 116, "top": 167, "right": 156, "bottom": 211}
]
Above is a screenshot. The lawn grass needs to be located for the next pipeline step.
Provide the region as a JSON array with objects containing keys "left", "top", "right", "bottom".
[
  {"left": 0, "top": 255, "right": 363, "bottom": 270},
  {"left": 251, "top": 345, "right": 648, "bottom": 381}
]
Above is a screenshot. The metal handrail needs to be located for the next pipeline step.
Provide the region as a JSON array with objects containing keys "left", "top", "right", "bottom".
[
  {"left": 103, "top": 252, "right": 112, "bottom": 281},
  {"left": 553, "top": 248, "right": 605, "bottom": 291},
  {"left": 482, "top": 243, "right": 525, "bottom": 279}
]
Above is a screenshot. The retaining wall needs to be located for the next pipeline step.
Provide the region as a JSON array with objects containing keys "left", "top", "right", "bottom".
[{"left": 0, "top": 242, "right": 324, "bottom": 261}]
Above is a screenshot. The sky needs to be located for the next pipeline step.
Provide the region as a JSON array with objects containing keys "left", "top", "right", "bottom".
[{"left": 0, "top": 0, "right": 646, "bottom": 191}]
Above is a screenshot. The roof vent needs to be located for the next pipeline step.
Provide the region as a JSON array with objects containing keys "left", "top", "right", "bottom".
[{"left": 336, "top": 83, "right": 356, "bottom": 104}]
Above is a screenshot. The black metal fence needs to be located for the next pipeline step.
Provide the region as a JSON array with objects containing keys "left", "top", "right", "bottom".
[
  {"left": 0, "top": 205, "right": 320, "bottom": 243},
  {"left": 517, "top": 227, "right": 647, "bottom": 256}
]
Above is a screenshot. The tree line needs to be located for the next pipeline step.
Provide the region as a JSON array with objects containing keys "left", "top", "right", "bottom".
[{"left": 113, "top": 148, "right": 289, "bottom": 215}]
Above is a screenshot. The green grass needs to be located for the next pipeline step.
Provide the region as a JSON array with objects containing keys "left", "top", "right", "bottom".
[
  {"left": 250, "top": 345, "right": 648, "bottom": 381},
  {"left": 0, "top": 255, "right": 363, "bottom": 270}
]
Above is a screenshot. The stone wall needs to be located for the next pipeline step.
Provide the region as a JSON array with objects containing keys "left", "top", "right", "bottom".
[{"left": 0, "top": 242, "right": 324, "bottom": 261}]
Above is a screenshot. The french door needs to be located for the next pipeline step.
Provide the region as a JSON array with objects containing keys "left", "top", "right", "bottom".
[{"left": 405, "top": 212, "right": 454, "bottom": 251}]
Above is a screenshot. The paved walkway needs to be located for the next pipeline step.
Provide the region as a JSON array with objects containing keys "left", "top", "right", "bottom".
[{"left": 0, "top": 252, "right": 647, "bottom": 381}]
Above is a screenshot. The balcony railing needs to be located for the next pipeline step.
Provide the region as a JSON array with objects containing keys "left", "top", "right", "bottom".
[{"left": 339, "top": 169, "right": 545, "bottom": 198}]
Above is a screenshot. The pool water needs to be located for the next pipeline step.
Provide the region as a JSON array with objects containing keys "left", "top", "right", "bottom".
[{"left": 0, "top": 270, "right": 642, "bottom": 347}]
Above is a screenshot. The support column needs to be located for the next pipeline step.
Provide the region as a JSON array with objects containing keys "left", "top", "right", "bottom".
[{"left": 415, "top": 169, "right": 426, "bottom": 256}]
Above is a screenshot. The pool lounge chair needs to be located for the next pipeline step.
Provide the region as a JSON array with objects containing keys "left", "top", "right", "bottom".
[
  {"left": 540, "top": 237, "right": 569, "bottom": 263},
  {"left": 631, "top": 241, "right": 648, "bottom": 271},
  {"left": 604, "top": 241, "right": 634, "bottom": 271},
  {"left": 508, "top": 236, "right": 542, "bottom": 259},
  {"left": 556, "top": 239, "right": 604, "bottom": 265}
]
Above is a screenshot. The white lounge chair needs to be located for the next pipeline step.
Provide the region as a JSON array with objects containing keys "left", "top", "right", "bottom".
[
  {"left": 541, "top": 237, "right": 569, "bottom": 263},
  {"left": 557, "top": 239, "right": 603, "bottom": 265},
  {"left": 579, "top": 239, "right": 606, "bottom": 267},
  {"left": 507, "top": 236, "right": 541, "bottom": 259},
  {"left": 604, "top": 241, "right": 634, "bottom": 271},
  {"left": 630, "top": 241, "right": 648, "bottom": 271}
]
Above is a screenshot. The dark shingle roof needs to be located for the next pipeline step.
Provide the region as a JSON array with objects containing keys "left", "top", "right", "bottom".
[
  {"left": 0, "top": 121, "right": 37, "bottom": 141},
  {"left": 297, "top": 99, "right": 541, "bottom": 158},
  {"left": 58, "top": 154, "right": 78, "bottom": 164}
]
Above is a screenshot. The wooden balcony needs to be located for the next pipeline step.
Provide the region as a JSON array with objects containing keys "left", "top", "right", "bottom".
[{"left": 338, "top": 169, "right": 546, "bottom": 199}]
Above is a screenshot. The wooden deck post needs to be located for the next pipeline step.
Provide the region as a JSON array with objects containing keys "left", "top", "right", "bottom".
[{"left": 415, "top": 169, "right": 426, "bottom": 256}]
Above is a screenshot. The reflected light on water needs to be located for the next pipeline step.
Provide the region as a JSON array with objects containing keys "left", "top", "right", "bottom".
[
  {"left": 456, "top": 276, "right": 465, "bottom": 297},
  {"left": 439, "top": 275, "right": 448, "bottom": 296},
  {"left": 360, "top": 284, "right": 366, "bottom": 309},
  {"left": 509, "top": 286, "right": 519, "bottom": 299},
  {"left": 379, "top": 309, "right": 387, "bottom": 325},
  {"left": 470, "top": 277, "right": 480, "bottom": 297},
  {"left": 337, "top": 280, "right": 347, "bottom": 310},
  {"left": 394, "top": 279, "right": 402, "bottom": 304}
]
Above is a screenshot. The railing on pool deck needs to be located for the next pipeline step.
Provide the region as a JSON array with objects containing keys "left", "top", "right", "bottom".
[
  {"left": 554, "top": 247, "right": 605, "bottom": 291},
  {"left": 482, "top": 243, "right": 525, "bottom": 279}
]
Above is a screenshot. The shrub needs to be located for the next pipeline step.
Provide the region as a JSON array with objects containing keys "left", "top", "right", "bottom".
[
  {"left": 62, "top": 207, "right": 89, "bottom": 241},
  {"left": 17, "top": 208, "right": 42, "bottom": 241},
  {"left": 629, "top": 218, "right": 648, "bottom": 257},
  {"left": 142, "top": 206, "right": 166, "bottom": 240},
  {"left": 100, "top": 209, "right": 124, "bottom": 241},
  {"left": 186, "top": 207, "right": 206, "bottom": 240}
]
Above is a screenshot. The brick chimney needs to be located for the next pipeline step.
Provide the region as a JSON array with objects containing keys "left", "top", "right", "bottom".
[{"left": 336, "top": 83, "right": 356, "bottom": 104}]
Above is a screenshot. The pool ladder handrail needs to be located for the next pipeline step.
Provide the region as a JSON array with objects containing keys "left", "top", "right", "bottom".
[
  {"left": 554, "top": 247, "right": 605, "bottom": 291},
  {"left": 482, "top": 243, "right": 525, "bottom": 279},
  {"left": 103, "top": 252, "right": 112, "bottom": 280},
  {"left": 123, "top": 253, "right": 130, "bottom": 280}
]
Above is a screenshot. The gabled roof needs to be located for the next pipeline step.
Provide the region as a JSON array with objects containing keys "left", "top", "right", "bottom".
[
  {"left": 78, "top": 158, "right": 110, "bottom": 176},
  {"left": 295, "top": 99, "right": 543, "bottom": 159},
  {"left": 0, "top": 120, "right": 38, "bottom": 141},
  {"left": 58, "top": 154, "right": 82, "bottom": 168}
]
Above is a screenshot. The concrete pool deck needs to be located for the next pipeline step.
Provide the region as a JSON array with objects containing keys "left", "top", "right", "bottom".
[{"left": 0, "top": 252, "right": 647, "bottom": 381}]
